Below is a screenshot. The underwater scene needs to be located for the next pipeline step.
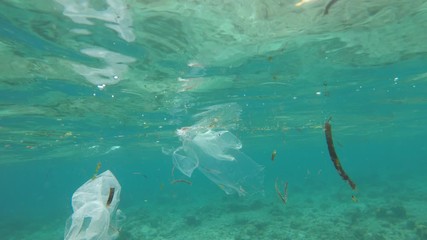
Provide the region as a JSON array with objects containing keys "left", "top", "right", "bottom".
[{"left": 1, "top": 0, "right": 427, "bottom": 239}]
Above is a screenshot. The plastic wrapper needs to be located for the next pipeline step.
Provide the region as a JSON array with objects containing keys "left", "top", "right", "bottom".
[{"left": 172, "top": 103, "right": 264, "bottom": 196}]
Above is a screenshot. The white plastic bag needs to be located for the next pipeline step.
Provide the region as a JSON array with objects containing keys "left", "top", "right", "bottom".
[
  {"left": 172, "top": 103, "right": 264, "bottom": 196},
  {"left": 64, "top": 170, "right": 123, "bottom": 240}
]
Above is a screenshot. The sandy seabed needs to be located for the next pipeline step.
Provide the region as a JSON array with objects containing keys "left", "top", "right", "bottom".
[{"left": 2, "top": 174, "right": 426, "bottom": 240}]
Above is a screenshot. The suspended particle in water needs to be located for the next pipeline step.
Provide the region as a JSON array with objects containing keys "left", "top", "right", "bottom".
[
  {"left": 97, "top": 84, "right": 106, "bottom": 90},
  {"left": 271, "top": 150, "right": 277, "bottom": 161},
  {"left": 188, "top": 61, "right": 203, "bottom": 68},
  {"left": 393, "top": 77, "right": 399, "bottom": 85}
]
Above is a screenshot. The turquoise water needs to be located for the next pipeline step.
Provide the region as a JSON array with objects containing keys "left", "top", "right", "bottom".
[{"left": 1, "top": 0, "right": 427, "bottom": 239}]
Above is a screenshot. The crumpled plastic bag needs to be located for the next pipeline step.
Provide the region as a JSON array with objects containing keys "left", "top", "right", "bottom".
[
  {"left": 172, "top": 103, "right": 264, "bottom": 196},
  {"left": 64, "top": 170, "right": 124, "bottom": 240}
]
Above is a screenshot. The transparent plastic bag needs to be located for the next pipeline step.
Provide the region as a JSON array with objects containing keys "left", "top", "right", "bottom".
[
  {"left": 172, "top": 103, "right": 264, "bottom": 196},
  {"left": 64, "top": 170, "right": 123, "bottom": 240}
]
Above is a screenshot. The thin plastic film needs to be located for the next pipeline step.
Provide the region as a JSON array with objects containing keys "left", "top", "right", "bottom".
[
  {"left": 173, "top": 103, "right": 264, "bottom": 196},
  {"left": 64, "top": 170, "right": 124, "bottom": 240}
]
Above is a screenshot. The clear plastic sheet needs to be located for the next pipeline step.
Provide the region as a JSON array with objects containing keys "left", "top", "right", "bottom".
[{"left": 173, "top": 103, "right": 264, "bottom": 196}]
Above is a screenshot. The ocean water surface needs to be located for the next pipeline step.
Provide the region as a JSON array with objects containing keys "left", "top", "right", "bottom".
[{"left": 1, "top": 0, "right": 427, "bottom": 239}]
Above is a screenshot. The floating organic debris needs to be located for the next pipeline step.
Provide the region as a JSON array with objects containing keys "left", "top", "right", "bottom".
[
  {"left": 271, "top": 150, "right": 277, "bottom": 161},
  {"left": 106, "top": 187, "right": 115, "bottom": 207},
  {"left": 92, "top": 162, "right": 102, "bottom": 180},
  {"left": 324, "top": 117, "right": 357, "bottom": 190},
  {"left": 171, "top": 164, "right": 196, "bottom": 185},
  {"left": 171, "top": 179, "right": 192, "bottom": 185},
  {"left": 275, "top": 178, "right": 288, "bottom": 205},
  {"left": 324, "top": 0, "right": 339, "bottom": 15}
]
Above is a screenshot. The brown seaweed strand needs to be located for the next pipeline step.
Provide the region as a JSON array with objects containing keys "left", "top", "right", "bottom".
[
  {"left": 171, "top": 179, "right": 192, "bottom": 185},
  {"left": 106, "top": 187, "right": 115, "bottom": 207},
  {"left": 324, "top": 118, "right": 357, "bottom": 190},
  {"left": 275, "top": 178, "right": 288, "bottom": 204},
  {"left": 324, "top": 0, "right": 339, "bottom": 15},
  {"left": 283, "top": 182, "right": 288, "bottom": 203}
]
